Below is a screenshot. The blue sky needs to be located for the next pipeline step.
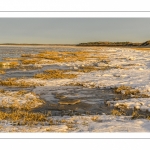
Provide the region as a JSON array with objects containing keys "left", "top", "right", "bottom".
[{"left": 0, "top": 18, "right": 150, "bottom": 44}]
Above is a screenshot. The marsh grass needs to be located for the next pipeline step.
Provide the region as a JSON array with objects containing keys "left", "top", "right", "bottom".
[
  {"left": 0, "top": 89, "right": 5, "bottom": 93},
  {"left": 114, "top": 85, "right": 149, "bottom": 98},
  {"left": 58, "top": 99, "right": 81, "bottom": 105},
  {"left": 91, "top": 116, "right": 99, "bottom": 122},
  {"left": 115, "top": 85, "right": 139, "bottom": 95},
  {"left": 3, "top": 58, "right": 24, "bottom": 61},
  {"left": 21, "top": 51, "right": 91, "bottom": 65},
  {"left": 0, "top": 89, "right": 47, "bottom": 126},
  {"left": 0, "top": 110, "right": 47, "bottom": 123},
  {"left": 0, "top": 70, "right": 5, "bottom": 74},
  {"left": 131, "top": 110, "right": 149, "bottom": 119},
  {"left": 0, "top": 61, "right": 19, "bottom": 67},
  {"left": 54, "top": 93, "right": 81, "bottom": 105},
  {"left": 34, "top": 69, "right": 77, "bottom": 79},
  {"left": 111, "top": 104, "right": 128, "bottom": 116},
  {"left": 0, "top": 78, "right": 43, "bottom": 87},
  {"left": 111, "top": 109, "right": 124, "bottom": 116},
  {"left": 21, "top": 59, "right": 42, "bottom": 65}
]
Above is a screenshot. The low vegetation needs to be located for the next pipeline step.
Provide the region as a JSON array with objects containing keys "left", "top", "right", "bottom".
[
  {"left": 34, "top": 69, "right": 77, "bottom": 79},
  {"left": 21, "top": 51, "right": 91, "bottom": 65},
  {"left": 0, "top": 111, "right": 47, "bottom": 124},
  {"left": 0, "top": 70, "right": 5, "bottom": 74},
  {"left": 21, "top": 59, "right": 41, "bottom": 65},
  {"left": 114, "top": 85, "right": 149, "bottom": 98},
  {"left": 0, "top": 78, "right": 43, "bottom": 87},
  {"left": 0, "top": 61, "right": 19, "bottom": 67},
  {"left": 111, "top": 104, "right": 128, "bottom": 116}
]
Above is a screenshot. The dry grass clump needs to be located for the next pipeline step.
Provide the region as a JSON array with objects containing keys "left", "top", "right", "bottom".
[
  {"left": 0, "top": 111, "right": 47, "bottom": 123},
  {"left": 111, "top": 109, "right": 124, "bottom": 116},
  {"left": 21, "top": 51, "right": 90, "bottom": 64},
  {"left": 34, "top": 69, "right": 77, "bottom": 79},
  {"left": 3, "top": 58, "right": 24, "bottom": 61},
  {"left": 115, "top": 85, "right": 140, "bottom": 95},
  {"left": 131, "top": 110, "right": 140, "bottom": 119},
  {"left": 0, "top": 61, "right": 19, "bottom": 67},
  {"left": 114, "top": 85, "right": 149, "bottom": 98},
  {"left": 21, "top": 54, "right": 35, "bottom": 57},
  {"left": 58, "top": 99, "right": 80, "bottom": 105},
  {"left": 91, "top": 116, "right": 99, "bottom": 122},
  {"left": 15, "top": 90, "right": 28, "bottom": 95},
  {"left": 36, "top": 51, "right": 89, "bottom": 62},
  {"left": 0, "top": 78, "right": 43, "bottom": 87},
  {"left": 0, "top": 89, "right": 5, "bottom": 93},
  {"left": 21, "top": 59, "right": 41, "bottom": 65},
  {"left": 111, "top": 104, "right": 128, "bottom": 116},
  {"left": 131, "top": 110, "right": 149, "bottom": 119},
  {"left": 0, "top": 70, "right": 5, "bottom": 74},
  {"left": 53, "top": 93, "right": 80, "bottom": 105}
]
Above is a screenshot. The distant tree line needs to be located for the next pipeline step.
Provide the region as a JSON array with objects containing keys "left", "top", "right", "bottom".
[{"left": 77, "top": 40, "right": 150, "bottom": 47}]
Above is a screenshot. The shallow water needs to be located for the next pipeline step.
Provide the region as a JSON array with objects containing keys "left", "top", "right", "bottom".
[
  {"left": 0, "top": 45, "right": 115, "bottom": 116},
  {"left": 0, "top": 45, "right": 83, "bottom": 62}
]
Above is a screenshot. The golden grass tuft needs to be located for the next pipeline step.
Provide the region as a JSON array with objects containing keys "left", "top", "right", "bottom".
[
  {"left": 115, "top": 85, "right": 140, "bottom": 95},
  {"left": 0, "top": 61, "right": 19, "bottom": 67},
  {"left": 0, "top": 110, "right": 47, "bottom": 123},
  {"left": 58, "top": 99, "right": 80, "bottom": 105},
  {"left": 0, "top": 70, "right": 5, "bottom": 74},
  {"left": 131, "top": 110, "right": 140, "bottom": 119},
  {"left": 111, "top": 109, "right": 124, "bottom": 116},
  {"left": 0, "top": 78, "right": 43, "bottom": 87},
  {"left": 21, "top": 59, "right": 41, "bottom": 65},
  {"left": 20, "top": 51, "right": 91, "bottom": 65},
  {"left": 91, "top": 116, "right": 99, "bottom": 122},
  {"left": 34, "top": 69, "right": 77, "bottom": 79},
  {"left": 115, "top": 85, "right": 149, "bottom": 98},
  {"left": 0, "top": 89, "right": 5, "bottom": 93},
  {"left": 3, "top": 58, "right": 24, "bottom": 61},
  {"left": 111, "top": 104, "right": 128, "bottom": 116}
]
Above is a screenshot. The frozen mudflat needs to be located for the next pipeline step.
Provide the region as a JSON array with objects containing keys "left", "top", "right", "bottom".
[{"left": 1, "top": 46, "right": 150, "bottom": 132}]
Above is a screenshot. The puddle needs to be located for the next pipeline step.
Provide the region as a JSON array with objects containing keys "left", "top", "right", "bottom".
[{"left": 32, "top": 85, "right": 135, "bottom": 116}]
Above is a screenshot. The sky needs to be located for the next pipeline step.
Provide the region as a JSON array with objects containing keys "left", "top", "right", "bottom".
[{"left": 0, "top": 18, "right": 150, "bottom": 44}]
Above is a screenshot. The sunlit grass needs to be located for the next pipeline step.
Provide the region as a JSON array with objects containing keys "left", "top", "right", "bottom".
[
  {"left": 0, "top": 78, "right": 43, "bottom": 87},
  {"left": 34, "top": 69, "right": 77, "bottom": 79},
  {"left": 111, "top": 104, "right": 128, "bottom": 116},
  {"left": 21, "top": 51, "right": 91, "bottom": 65},
  {"left": 114, "top": 85, "right": 149, "bottom": 98},
  {"left": 0, "top": 61, "right": 19, "bottom": 67},
  {"left": 0, "top": 111, "right": 47, "bottom": 123},
  {"left": 0, "top": 70, "right": 5, "bottom": 74}
]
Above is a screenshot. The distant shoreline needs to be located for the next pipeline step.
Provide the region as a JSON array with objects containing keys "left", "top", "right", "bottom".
[
  {"left": 77, "top": 40, "right": 150, "bottom": 48},
  {"left": 0, "top": 44, "right": 75, "bottom": 46},
  {"left": 0, "top": 40, "right": 150, "bottom": 48}
]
